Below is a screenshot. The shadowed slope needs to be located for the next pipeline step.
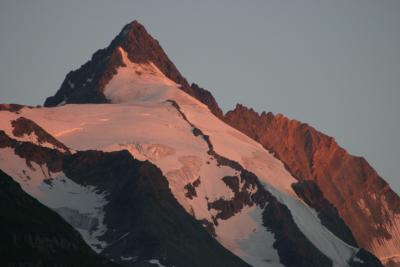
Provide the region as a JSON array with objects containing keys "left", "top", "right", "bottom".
[{"left": 0, "top": 169, "right": 120, "bottom": 267}]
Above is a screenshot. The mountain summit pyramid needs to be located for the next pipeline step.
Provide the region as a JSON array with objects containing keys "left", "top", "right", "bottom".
[{"left": 44, "top": 20, "right": 223, "bottom": 118}]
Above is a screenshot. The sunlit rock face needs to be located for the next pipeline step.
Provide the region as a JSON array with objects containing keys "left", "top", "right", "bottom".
[{"left": 224, "top": 103, "right": 400, "bottom": 266}]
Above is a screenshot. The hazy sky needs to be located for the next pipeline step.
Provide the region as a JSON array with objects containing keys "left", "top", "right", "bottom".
[{"left": 1, "top": 1, "right": 399, "bottom": 192}]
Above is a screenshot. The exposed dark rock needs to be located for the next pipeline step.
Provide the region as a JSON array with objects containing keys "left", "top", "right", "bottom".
[
  {"left": 222, "top": 176, "right": 240, "bottom": 194},
  {"left": 292, "top": 180, "right": 358, "bottom": 246},
  {"left": 0, "top": 130, "right": 15, "bottom": 148},
  {"left": 349, "top": 249, "right": 384, "bottom": 267},
  {"left": 0, "top": 130, "right": 64, "bottom": 173},
  {"left": 184, "top": 177, "right": 201, "bottom": 199},
  {"left": 0, "top": 169, "right": 119, "bottom": 267},
  {"left": 193, "top": 178, "right": 201, "bottom": 187},
  {"left": 198, "top": 219, "right": 216, "bottom": 237},
  {"left": 0, "top": 104, "right": 33, "bottom": 113},
  {"left": 208, "top": 172, "right": 266, "bottom": 221},
  {"left": 189, "top": 83, "right": 223, "bottom": 118},
  {"left": 11, "top": 117, "right": 70, "bottom": 152}
]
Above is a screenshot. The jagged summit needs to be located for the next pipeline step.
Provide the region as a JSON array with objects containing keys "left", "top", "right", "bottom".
[
  {"left": 111, "top": 20, "right": 189, "bottom": 87},
  {"left": 44, "top": 19, "right": 185, "bottom": 107},
  {"left": 44, "top": 20, "right": 223, "bottom": 117}
]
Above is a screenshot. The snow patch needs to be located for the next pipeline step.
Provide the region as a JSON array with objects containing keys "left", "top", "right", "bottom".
[
  {"left": 104, "top": 47, "right": 180, "bottom": 105},
  {"left": 120, "top": 256, "right": 136, "bottom": 262},
  {"left": 148, "top": 259, "right": 167, "bottom": 267},
  {"left": 67, "top": 80, "right": 75, "bottom": 88},
  {"left": 353, "top": 256, "right": 364, "bottom": 264},
  {"left": 54, "top": 127, "right": 83, "bottom": 137},
  {"left": 216, "top": 206, "right": 282, "bottom": 267}
]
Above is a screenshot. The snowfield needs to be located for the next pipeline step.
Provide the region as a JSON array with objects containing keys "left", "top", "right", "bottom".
[{"left": 0, "top": 47, "right": 363, "bottom": 266}]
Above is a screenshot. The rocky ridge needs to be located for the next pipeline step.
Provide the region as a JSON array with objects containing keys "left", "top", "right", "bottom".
[{"left": 224, "top": 104, "right": 400, "bottom": 266}]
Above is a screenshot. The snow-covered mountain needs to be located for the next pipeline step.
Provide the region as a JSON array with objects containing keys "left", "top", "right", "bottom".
[{"left": 0, "top": 20, "right": 397, "bottom": 267}]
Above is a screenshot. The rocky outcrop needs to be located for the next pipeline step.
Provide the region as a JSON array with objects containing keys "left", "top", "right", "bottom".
[
  {"left": 0, "top": 104, "right": 33, "bottom": 113},
  {"left": 0, "top": 130, "right": 64, "bottom": 173},
  {"left": 224, "top": 103, "right": 400, "bottom": 263},
  {"left": 350, "top": 249, "right": 386, "bottom": 267},
  {"left": 11, "top": 117, "right": 70, "bottom": 152},
  {"left": 189, "top": 83, "right": 223, "bottom": 118},
  {"left": 44, "top": 21, "right": 222, "bottom": 118},
  {"left": 184, "top": 177, "right": 201, "bottom": 199},
  {"left": 0, "top": 169, "right": 119, "bottom": 267}
]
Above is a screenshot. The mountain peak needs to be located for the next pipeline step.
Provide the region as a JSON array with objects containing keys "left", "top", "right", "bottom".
[
  {"left": 44, "top": 20, "right": 222, "bottom": 117},
  {"left": 44, "top": 20, "right": 223, "bottom": 118},
  {"left": 113, "top": 20, "right": 169, "bottom": 64},
  {"left": 120, "top": 20, "right": 147, "bottom": 37},
  {"left": 44, "top": 19, "right": 188, "bottom": 107}
]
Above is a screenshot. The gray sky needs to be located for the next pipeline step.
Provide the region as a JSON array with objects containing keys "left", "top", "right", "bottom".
[{"left": 1, "top": 1, "right": 399, "bottom": 193}]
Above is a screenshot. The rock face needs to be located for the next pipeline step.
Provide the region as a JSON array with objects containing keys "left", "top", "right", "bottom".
[
  {"left": 224, "top": 104, "right": 400, "bottom": 265},
  {"left": 0, "top": 169, "right": 119, "bottom": 267},
  {"left": 0, "top": 130, "right": 65, "bottom": 173},
  {"left": 44, "top": 21, "right": 223, "bottom": 118},
  {"left": 0, "top": 104, "right": 33, "bottom": 113},
  {"left": 189, "top": 83, "right": 223, "bottom": 118},
  {"left": 11, "top": 117, "right": 70, "bottom": 152}
]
